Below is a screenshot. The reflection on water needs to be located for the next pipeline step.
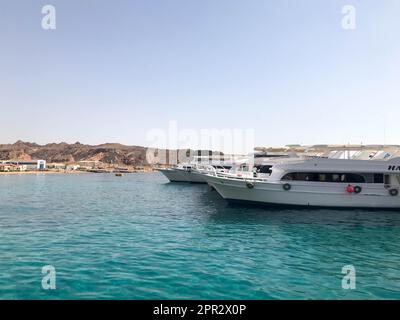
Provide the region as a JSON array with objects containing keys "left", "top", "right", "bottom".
[{"left": 200, "top": 185, "right": 400, "bottom": 226}]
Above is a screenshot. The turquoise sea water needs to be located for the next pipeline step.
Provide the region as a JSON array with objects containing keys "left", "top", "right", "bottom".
[{"left": 1, "top": 172, "right": 400, "bottom": 299}]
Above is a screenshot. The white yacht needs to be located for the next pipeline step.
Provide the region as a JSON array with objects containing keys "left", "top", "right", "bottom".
[
  {"left": 157, "top": 155, "right": 246, "bottom": 183},
  {"left": 158, "top": 152, "right": 296, "bottom": 183},
  {"left": 157, "top": 163, "right": 229, "bottom": 183},
  {"left": 201, "top": 157, "right": 400, "bottom": 208}
]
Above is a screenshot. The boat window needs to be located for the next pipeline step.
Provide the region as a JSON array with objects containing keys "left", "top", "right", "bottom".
[
  {"left": 373, "top": 174, "right": 384, "bottom": 184},
  {"left": 318, "top": 174, "right": 329, "bottom": 182},
  {"left": 281, "top": 172, "right": 366, "bottom": 183},
  {"left": 258, "top": 165, "right": 273, "bottom": 174},
  {"left": 282, "top": 173, "right": 293, "bottom": 180},
  {"left": 343, "top": 173, "right": 365, "bottom": 183}
]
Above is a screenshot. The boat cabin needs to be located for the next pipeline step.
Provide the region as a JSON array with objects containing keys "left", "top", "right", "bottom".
[{"left": 269, "top": 158, "right": 400, "bottom": 187}]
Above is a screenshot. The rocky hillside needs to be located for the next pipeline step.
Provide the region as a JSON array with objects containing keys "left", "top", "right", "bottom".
[
  {"left": 0, "top": 141, "right": 222, "bottom": 166},
  {"left": 0, "top": 141, "right": 150, "bottom": 166}
]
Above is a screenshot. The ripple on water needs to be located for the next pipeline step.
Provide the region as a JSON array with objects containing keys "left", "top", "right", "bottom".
[{"left": 1, "top": 173, "right": 400, "bottom": 299}]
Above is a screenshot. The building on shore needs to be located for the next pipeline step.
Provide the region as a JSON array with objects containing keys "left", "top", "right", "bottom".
[
  {"left": 1, "top": 160, "right": 46, "bottom": 171},
  {"left": 77, "top": 160, "right": 99, "bottom": 169},
  {"left": 47, "top": 163, "right": 66, "bottom": 170},
  {"left": 0, "top": 163, "right": 27, "bottom": 172},
  {"left": 66, "top": 164, "right": 80, "bottom": 171}
]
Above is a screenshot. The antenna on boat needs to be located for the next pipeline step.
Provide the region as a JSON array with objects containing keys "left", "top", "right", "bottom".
[
  {"left": 379, "top": 119, "right": 388, "bottom": 155},
  {"left": 383, "top": 120, "right": 387, "bottom": 149}
]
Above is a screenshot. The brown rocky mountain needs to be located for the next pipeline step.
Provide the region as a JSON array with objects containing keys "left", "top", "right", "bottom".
[{"left": 0, "top": 141, "right": 222, "bottom": 166}]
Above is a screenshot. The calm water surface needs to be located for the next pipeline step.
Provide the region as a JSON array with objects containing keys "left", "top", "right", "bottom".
[{"left": 1, "top": 172, "right": 400, "bottom": 299}]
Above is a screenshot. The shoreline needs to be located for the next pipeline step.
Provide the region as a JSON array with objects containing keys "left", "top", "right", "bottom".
[
  {"left": 0, "top": 170, "right": 89, "bottom": 175},
  {"left": 0, "top": 170, "right": 155, "bottom": 175}
]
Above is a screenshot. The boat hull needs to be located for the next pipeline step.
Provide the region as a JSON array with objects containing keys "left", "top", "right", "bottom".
[
  {"left": 203, "top": 174, "right": 400, "bottom": 209},
  {"left": 157, "top": 169, "right": 207, "bottom": 183}
]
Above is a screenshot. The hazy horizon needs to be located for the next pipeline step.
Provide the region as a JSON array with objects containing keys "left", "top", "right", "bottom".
[
  {"left": 2, "top": 139, "right": 399, "bottom": 149},
  {"left": 2, "top": 0, "right": 400, "bottom": 152}
]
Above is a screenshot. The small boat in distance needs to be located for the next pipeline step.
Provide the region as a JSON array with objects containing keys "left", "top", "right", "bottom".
[{"left": 202, "top": 157, "right": 400, "bottom": 209}]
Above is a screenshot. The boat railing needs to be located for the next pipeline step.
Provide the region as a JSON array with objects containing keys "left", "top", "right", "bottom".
[{"left": 214, "top": 170, "right": 270, "bottom": 182}]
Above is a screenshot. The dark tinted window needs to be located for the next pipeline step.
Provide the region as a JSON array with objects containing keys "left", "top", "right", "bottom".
[
  {"left": 281, "top": 172, "right": 366, "bottom": 183},
  {"left": 257, "top": 165, "right": 273, "bottom": 174},
  {"left": 373, "top": 174, "right": 384, "bottom": 183},
  {"left": 343, "top": 173, "right": 365, "bottom": 183}
]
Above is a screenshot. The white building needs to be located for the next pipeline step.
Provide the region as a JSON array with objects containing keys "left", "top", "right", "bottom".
[{"left": 5, "top": 160, "right": 46, "bottom": 170}]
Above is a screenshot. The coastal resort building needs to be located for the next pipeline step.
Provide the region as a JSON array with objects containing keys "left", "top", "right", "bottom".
[
  {"left": 0, "top": 163, "right": 27, "bottom": 172},
  {"left": 77, "top": 160, "right": 99, "bottom": 170},
  {"left": 47, "top": 163, "right": 66, "bottom": 170},
  {"left": 1, "top": 160, "right": 46, "bottom": 171}
]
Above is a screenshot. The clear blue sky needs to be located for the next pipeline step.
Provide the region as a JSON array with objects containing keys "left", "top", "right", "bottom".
[{"left": 1, "top": 0, "right": 399, "bottom": 151}]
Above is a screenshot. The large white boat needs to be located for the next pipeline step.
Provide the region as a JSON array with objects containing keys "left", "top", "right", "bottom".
[
  {"left": 157, "top": 163, "right": 228, "bottom": 183},
  {"left": 157, "top": 154, "right": 247, "bottom": 183},
  {"left": 157, "top": 152, "right": 296, "bottom": 183},
  {"left": 202, "top": 157, "right": 400, "bottom": 208}
]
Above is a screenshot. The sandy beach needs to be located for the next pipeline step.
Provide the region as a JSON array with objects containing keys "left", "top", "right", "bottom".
[{"left": 0, "top": 170, "right": 89, "bottom": 175}]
